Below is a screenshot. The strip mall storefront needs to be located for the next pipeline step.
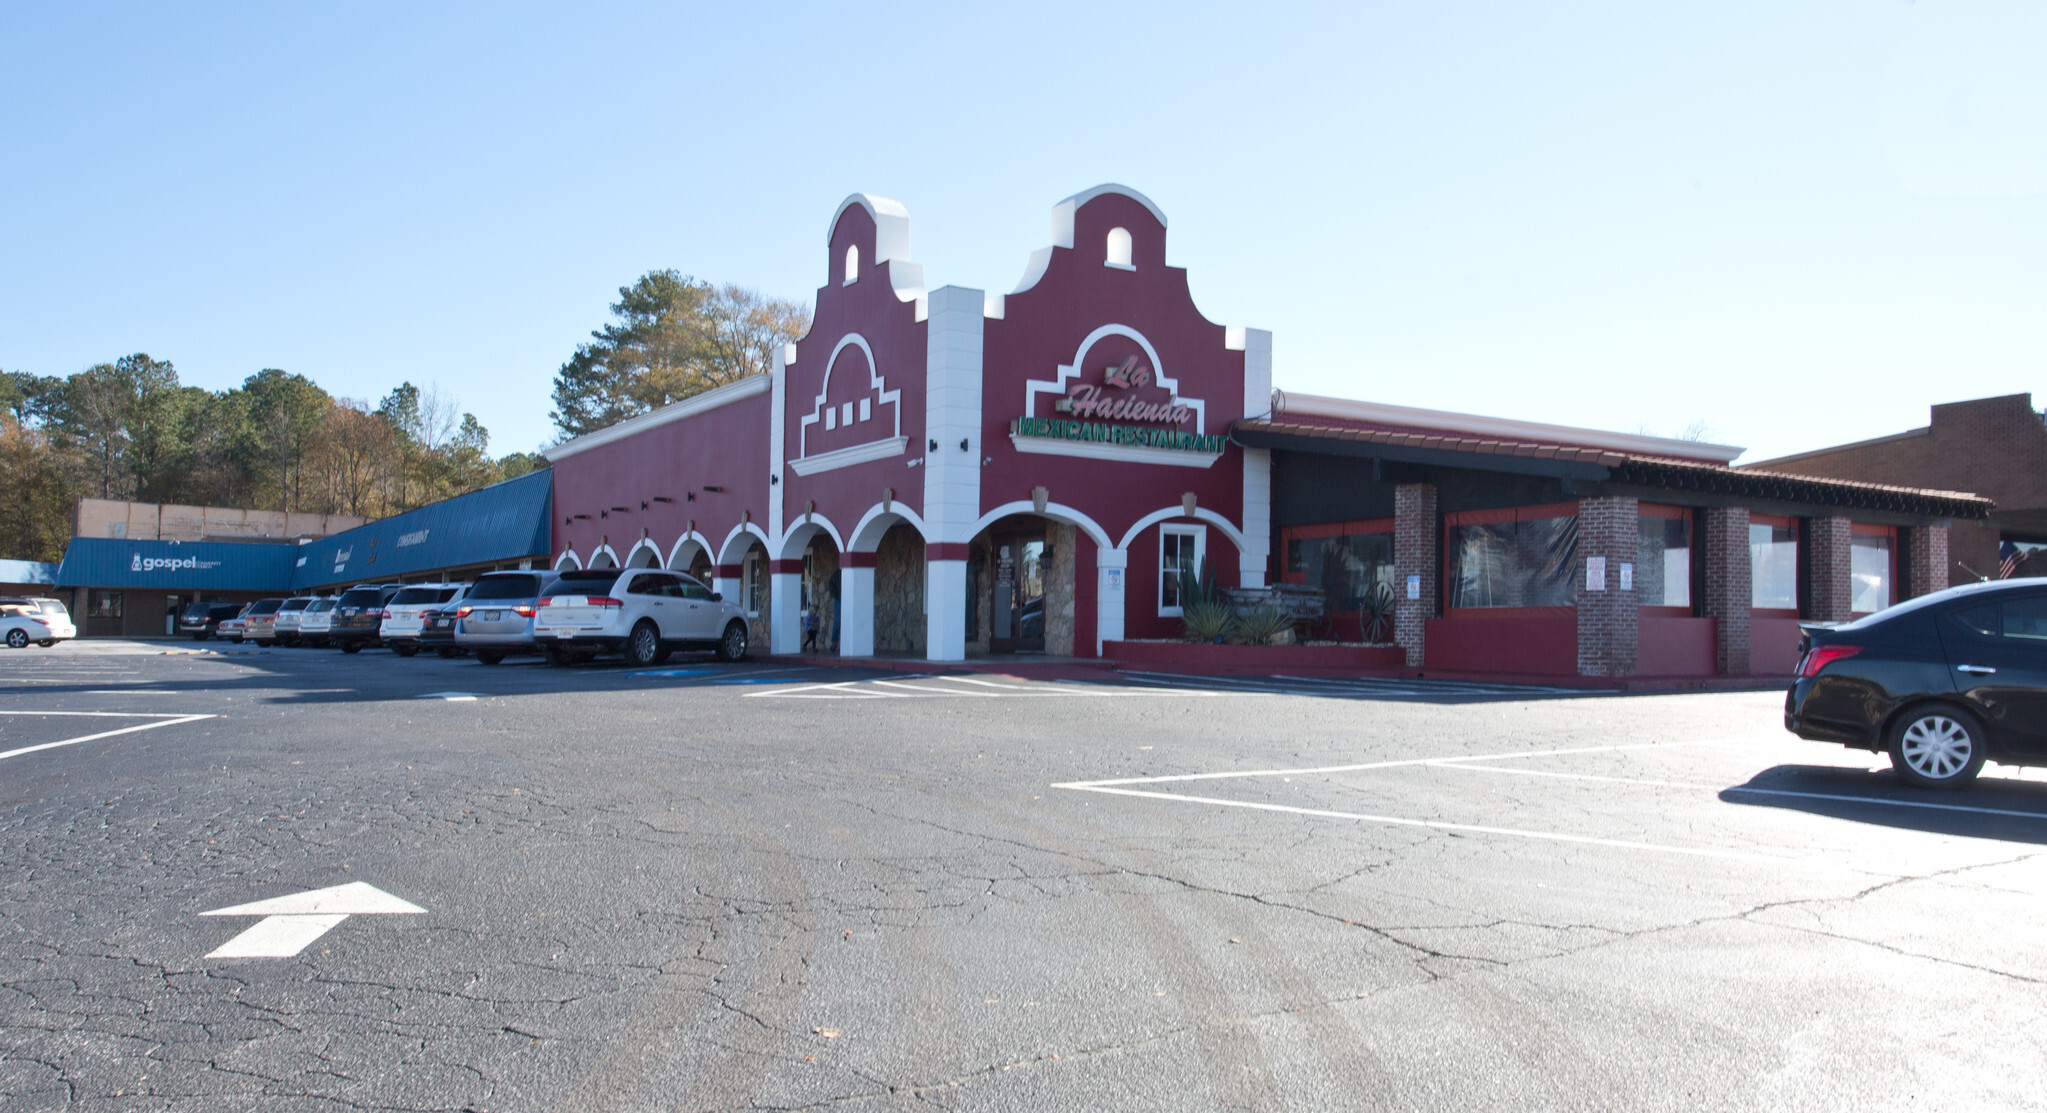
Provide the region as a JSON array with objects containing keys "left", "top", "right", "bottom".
[{"left": 545, "top": 185, "right": 1989, "bottom": 679}]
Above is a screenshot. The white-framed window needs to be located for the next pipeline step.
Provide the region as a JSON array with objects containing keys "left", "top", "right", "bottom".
[
  {"left": 1159, "top": 524, "right": 1207, "bottom": 616},
  {"left": 744, "top": 551, "right": 765, "bottom": 617},
  {"left": 844, "top": 245, "right": 859, "bottom": 284}
]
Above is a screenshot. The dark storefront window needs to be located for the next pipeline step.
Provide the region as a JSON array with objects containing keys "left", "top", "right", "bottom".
[
  {"left": 1751, "top": 516, "right": 1798, "bottom": 611},
  {"left": 1283, "top": 520, "right": 1395, "bottom": 609},
  {"left": 1637, "top": 507, "right": 1692, "bottom": 609},
  {"left": 87, "top": 590, "right": 124, "bottom": 619},
  {"left": 1447, "top": 508, "right": 1578, "bottom": 610}
]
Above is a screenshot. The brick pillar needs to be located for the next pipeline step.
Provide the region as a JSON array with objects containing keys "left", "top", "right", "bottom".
[
  {"left": 1805, "top": 517, "right": 1854, "bottom": 622},
  {"left": 1908, "top": 524, "right": 1949, "bottom": 599},
  {"left": 1393, "top": 483, "right": 1437, "bottom": 668},
  {"left": 1575, "top": 496, "right": 1639, "bottom": 677},
  {"left": 1702, "top": 506, "right": 1751, "bottom": 675}
]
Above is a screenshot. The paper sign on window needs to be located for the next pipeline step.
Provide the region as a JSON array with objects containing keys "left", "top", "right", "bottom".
[{"left": 1586, "top": 557, "right": 1607, "bottom": 592}]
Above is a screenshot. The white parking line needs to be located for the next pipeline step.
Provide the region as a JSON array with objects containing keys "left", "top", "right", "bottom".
[
  {"left": 0, "top": 712, "right": 215, "bottom": 762},
  {"left": 1057, "top": 738, "right": 1750, "bottom": 789},
  {"left": 1435, "top": 761, "right": 2047, "bottom": 821}
]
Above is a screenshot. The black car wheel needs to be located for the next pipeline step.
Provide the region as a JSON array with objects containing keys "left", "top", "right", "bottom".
[
  {"left": 1888, "top": 703, "right": 1989, "bottom": 789},
  {"left": 340, "top": 642, "right": 362, "bottom": 654},
  {"left": 475, "top": 651, "right": 504, "bottom": 666},
  {"left": 545, "top": 645, "right": 575, "bottom": 668},
  {"left": 625, "top": 621, "right": 661, "bottom": 668},
  {"left": 6, "top": 629, "right": 29, "bottom": 649},
  {"left": 393, "top": 644, "right": 419, "bottom": 658},
  {"left": 436, "top": 647, "right": 460, "bottom": 659},
  {"left": 716, "top": 620, "right": 748, "bottom": 663}
]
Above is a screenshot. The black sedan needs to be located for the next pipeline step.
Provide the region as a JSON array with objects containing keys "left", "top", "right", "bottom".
[{"left": 1786, "top": 577, "right": 2047, "bottom": 788}]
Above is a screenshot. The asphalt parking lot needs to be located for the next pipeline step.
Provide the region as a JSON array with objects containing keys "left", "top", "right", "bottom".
[{"left": 3, "top": 641, "right": 2044, "bottom": 1111}]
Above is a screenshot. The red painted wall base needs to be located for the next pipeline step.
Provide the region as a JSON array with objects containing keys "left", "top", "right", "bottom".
[{"left": 1103, "top": 640, "right": 1407, "bottom": 670}]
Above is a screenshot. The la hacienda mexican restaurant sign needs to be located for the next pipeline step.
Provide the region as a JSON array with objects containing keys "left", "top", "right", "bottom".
[{"left": 1012, "top": 355, "right": 1225, "bottom": 456}]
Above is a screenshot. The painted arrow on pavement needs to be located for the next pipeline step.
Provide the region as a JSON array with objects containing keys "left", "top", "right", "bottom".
[{"left": 202, "top": 881, "right": 426, "bottom": 958}]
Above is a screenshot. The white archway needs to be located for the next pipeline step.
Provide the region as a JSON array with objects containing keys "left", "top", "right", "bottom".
[
  {"left": 553, "top": 549, "right": 583, "bottom": 572},
  {"left": 665, "top": 530, "right": 714, "bottom": 571},
  {"left": 1116, "top": 505, "right": 1249, "bottom": 557},
  {"left": 848, "top": 502, "right": 929, "bottom": 552},
  {"left": 623, "top": 538, "right": 663, "bottom": 568},
  {"left": 965, "top": 500, "right": 1114, "bottom": 553},
  {"left": 587, "top": 544, "right": 620, "bottom": 570}
]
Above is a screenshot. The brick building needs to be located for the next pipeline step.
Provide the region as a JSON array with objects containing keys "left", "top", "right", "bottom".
[{"left": 1741, "top": 394, "right": 2047, "bottom": 586}]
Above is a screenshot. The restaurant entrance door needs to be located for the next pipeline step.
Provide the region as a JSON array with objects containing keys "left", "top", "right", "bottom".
[{"left": 988, "top": 530, "right": 1046, "bottom": 653}]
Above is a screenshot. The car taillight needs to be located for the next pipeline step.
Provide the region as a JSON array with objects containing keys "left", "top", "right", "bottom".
[
  {"left": 378, "top": 608, "right": 391, "bottom": 620},
  {"left": 589, "top": 597, "right": 623, "bottom": 609},
  {"left": 1798, "top": 644, "right": 1862, "bottom": 678},
  {"left": 535, "top": 596, "right": 553, "bottom": 608},
  {"left": 513, "top": 604, "right": 537, "bottom": 617},
  {"left": 454, "top": 605, "right": 473, "bottom": 617}
]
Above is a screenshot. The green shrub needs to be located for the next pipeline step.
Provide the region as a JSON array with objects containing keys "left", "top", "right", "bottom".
[
  {"left": 1228, "top": 604, "right": 1295, "bottom": 646},
  {"left": 1180, "top": 597, "right": 1232, "bottom": 642}
]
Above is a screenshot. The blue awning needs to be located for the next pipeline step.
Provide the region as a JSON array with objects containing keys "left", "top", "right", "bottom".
[{"left": 56, "top": 469, "right": 554, "bottom": 592}]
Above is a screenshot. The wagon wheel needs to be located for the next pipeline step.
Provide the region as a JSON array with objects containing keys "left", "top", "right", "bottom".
[{"left": 1358, "top": 582, "right": 1397, "bottom": 644}]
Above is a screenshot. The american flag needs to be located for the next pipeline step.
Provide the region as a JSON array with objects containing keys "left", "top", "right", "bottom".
[{"left": 2001, "top": 540, "right": 2029, "bottom": 579}]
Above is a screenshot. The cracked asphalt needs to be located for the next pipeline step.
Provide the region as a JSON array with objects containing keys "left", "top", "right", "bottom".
[{"left": 3, "top": 642, "right": 2045, "bottom": 1111}]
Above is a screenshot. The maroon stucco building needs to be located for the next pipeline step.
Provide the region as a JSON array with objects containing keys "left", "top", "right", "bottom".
[{"left": 543, "top": 185, "right": 1990, "bottom": 679}]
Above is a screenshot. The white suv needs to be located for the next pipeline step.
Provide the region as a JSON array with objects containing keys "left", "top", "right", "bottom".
[
  {"left": 380, "top": 583, "right": 470, "bottom": 658},
  {"left": 533, "top": 568, "right": 749, "bottom": 667}
]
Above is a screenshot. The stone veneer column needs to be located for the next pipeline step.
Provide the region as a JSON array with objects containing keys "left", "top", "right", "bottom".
[
  {"left": 1805, "top": 517, "right": 1854, "bottom": 622},
  {"left": 1701, "top": 506, "right": 1752, "bottom": 675},
  {"left": 1908, "top": 525, "right": 1949, "bottom": 600},
  {"left": 1575, "top": 496, "right": 1639, "bottom": 677},
  {"left": 1393, "top": 483, "right": 1437, "bottom": 668}
]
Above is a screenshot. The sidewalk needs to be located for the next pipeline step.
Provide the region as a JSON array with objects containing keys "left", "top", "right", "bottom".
[{"left": 757, "top": 651, "right": 1786, "bottom": 692}]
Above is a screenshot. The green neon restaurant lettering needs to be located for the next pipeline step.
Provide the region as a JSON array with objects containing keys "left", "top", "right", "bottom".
[{"left": 1010, "top": 417, "right": 1226, "bottom": 454}]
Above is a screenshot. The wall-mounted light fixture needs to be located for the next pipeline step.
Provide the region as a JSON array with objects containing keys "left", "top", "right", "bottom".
[
  {"left": 929, "top": 439, "right": 938, "bottom": 451},
  {"left": 702, "top": 485, "right": 726, "bottom": 494},
  {"left": 770, "top": 474, "right": 779, "bottom": 485},
  {"left": 652, "top": 496, "right": 675, "bottom": 504},
  {"left": 572, "top": 513, "right": 592, "bottom": 521},
  {"left": 600, "top": 510, "right": 608, "bottom": 519},
  {"left": 640, "top": 501, "right": 649, "bottom": 511},
  {"left": 610, "top": 506, "right": 630, "bottom": 513},
  {"left": 959, "top": 439, "right": 970, "bottom": 452}
]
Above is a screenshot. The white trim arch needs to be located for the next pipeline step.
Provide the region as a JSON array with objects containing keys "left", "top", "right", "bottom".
[
  {"left": 849, "top": 502, "right": 930, "bottom": 552},
  {"left": 554, "top": 549, "right": 582, "bottom": 572},
  {"left": 1117, "top": 506, "right": 1249, "bottom": 557},
  {"left": 665, "top": 530, "right": 714, "bottom": 570},
  {"left": 776, "top": 514, "right": 845, "bottom": 560},
  {"left": 587, "top": 544, "right": 620, "bottom": 570},
  {"left": 623, "top": 538, "right": 663, "bottom": 568},
  {"left": 718, "top": 522, "right": 773, "bottom": 567},
  {"left": 966, "top": 500, "right": 1114, "bottom": 554}
]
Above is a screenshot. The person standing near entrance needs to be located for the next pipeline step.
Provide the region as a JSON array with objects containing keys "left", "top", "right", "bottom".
[{"left": 802, "top": 607, "right": 820, "bottom": 651}]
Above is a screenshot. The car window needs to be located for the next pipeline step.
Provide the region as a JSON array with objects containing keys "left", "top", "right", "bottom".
[
  {"left": 2004, "top": 596, "right": 2047, "bottom": 641},
  {"left": 626, "top": 573, "right": 671, "bottom": 596},
  {"left": 678, "top": 578, "right": 711, "bottom": 600},
  {"left": 33, "top": 599, "right": 67, "bottom": 616},
  {"left": 469, "top": 575, "right": 540, "bottom": 601},
  {"left": 1951, "top": 603, "right": 2000, "bottom": 637}
]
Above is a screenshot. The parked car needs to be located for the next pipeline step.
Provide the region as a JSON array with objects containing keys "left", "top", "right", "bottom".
[
  {"left": 1, "top": 597, "right": 74, "bottom": 648},
  {"left": 380, "top": 583, "right": 471, "bottom": 657},
  {"left": 533, "top": 567, "right": 749, "bottom": 667},
  {"left": 450, "top": 570, "right": 563, "bottom": 665},
  {"left": 418, "top": 604, "right": 465, "bottom": 658},
  {"left": 271, "top": 597, "right": 315, "bottom": 646},
  {"left": 297, "top": 598, "right": 337, "bottom": 647},
  {"left": 216, "top": 604, "right": 253, "bottom": 643},
  {"left": 1786, "top": 577, "right": 2047, "bottom": 789},
  {"left": 179, "top": 600, "right": 248, "bottom": 640},
  {"left": 239, "top": 598, "right": 288, "bottom": 645},
  {"left": 328, "top": 584, "right": 405, "bottom": 653}
]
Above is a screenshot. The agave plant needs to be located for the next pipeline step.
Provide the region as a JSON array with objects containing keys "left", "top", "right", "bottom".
[
  {"left": 1228, "top": 604, "right": 1295, "bottom": 646},
  {"left": 1180, "top": 597, "right": 1233, "bottom": 643},
  {"left": 1359, "top": 581, "right": 1396, "bottom": 643}
]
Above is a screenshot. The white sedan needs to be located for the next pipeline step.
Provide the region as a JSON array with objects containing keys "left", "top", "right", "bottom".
[
  {"left": 2, "top": 597, "right": 76, "bottom": 648},
  {"left": 533, "top": 568, "right": 749, "bottom": 667}
]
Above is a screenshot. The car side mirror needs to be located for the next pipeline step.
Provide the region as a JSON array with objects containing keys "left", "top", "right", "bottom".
[{"left": 710, "top": 592, "right": 723, "bottom": 603}]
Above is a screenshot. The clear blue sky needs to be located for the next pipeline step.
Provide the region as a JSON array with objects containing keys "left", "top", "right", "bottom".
[{"left": 4, "top": 1, "right": 2042, "bottom": 463}]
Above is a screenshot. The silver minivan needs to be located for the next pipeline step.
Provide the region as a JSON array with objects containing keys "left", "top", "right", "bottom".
[{"left": 451, "top": 570, "right": 563, "bottom": 666}]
